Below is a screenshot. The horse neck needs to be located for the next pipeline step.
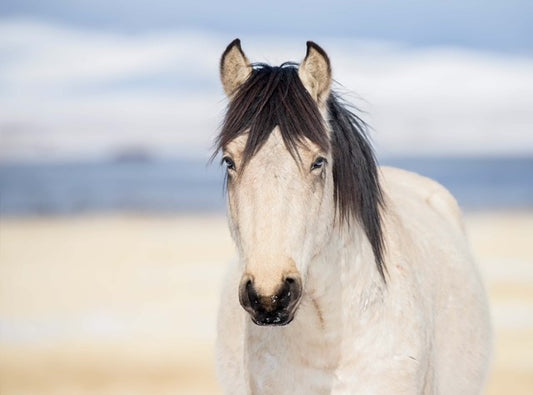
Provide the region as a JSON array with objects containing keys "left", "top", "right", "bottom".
[{"left": 305, "top": 222, "right": 385, "bottom": 330}]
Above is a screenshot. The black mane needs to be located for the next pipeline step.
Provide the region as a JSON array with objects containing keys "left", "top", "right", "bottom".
[{"left": 214, "top": 63, "right": 386, "bottom": 280}]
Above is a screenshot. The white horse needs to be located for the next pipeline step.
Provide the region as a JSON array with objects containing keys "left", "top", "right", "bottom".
[{"left": 214, "top": 39, "right": 491, "bottom": 394}]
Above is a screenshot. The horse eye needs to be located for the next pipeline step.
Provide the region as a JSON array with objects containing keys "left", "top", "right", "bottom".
[
  {"left": 222, "top": 156, "right": 236, "bottom": 171},
  {"left": 311, "top": 157, "right": 326, "bottom": 171}
]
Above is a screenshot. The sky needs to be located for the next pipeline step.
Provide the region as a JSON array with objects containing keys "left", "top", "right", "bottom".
[
  {"left": 1, "top": 0, "right": 532, "bottom": 53},
  {"left": 0, "top": 1, "right": 532, "bottom": 161}
]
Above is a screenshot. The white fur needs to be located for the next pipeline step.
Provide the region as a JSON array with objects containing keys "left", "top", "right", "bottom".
[{"left": 216, "top": 135, "right": 491, "bottom": 393}]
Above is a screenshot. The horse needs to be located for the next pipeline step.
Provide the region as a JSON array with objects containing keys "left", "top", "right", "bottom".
[{"left": 214, "top": 39, "right": 491, "bottom": 394}]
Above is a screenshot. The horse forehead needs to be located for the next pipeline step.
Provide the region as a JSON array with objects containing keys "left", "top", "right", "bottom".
[
  {"left": 253, "top": 129, "right": 290, "bottom": 162},
  {"left": 225, "top": 127, "right": 320, "bottom": 164}
]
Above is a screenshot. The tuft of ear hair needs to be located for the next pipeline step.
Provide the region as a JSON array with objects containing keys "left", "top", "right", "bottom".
[
  {"left": 298, "top": 41, "right": 332, "bottom": 106},
  {"left": 220, "top": 38, "right": 252, "bottom": 98}
]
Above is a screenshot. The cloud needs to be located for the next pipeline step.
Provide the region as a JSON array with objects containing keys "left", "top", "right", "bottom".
[{"left": 0, "top": 19, "right": 532, "bottom": 162}]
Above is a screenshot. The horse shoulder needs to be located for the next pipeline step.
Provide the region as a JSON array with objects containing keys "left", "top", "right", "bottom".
[
  {"left": 379, "top": 166, "right": 465, "bottom": 234},
  {"left": 378, "top": 166, "right": 492, "bottom": 393}
]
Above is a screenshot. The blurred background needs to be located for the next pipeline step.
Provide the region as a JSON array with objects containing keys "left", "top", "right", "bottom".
[{"left": 0, "top": 1, "right": 532, "bottom": 394}]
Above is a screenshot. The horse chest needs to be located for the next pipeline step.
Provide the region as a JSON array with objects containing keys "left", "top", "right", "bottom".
[
  {"left": 245, "top": 320, "right": 341, "bottom": 394},
  {"left": 247, "top": 348, "right": 337, "bottom": 394}
]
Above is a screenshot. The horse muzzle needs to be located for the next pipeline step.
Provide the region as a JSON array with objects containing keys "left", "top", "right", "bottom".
[{"left": 239, "top": 275, "right": 302, "bottom": 326}]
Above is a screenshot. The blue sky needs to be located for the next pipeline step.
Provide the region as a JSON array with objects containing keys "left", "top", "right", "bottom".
[{"left": 1, "top": 0, "right": 532, "bottom": 54}]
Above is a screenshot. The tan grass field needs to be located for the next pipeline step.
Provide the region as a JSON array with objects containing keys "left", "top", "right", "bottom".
[{"left": 0, "top": 211, "right": 532, "bottom": 394}]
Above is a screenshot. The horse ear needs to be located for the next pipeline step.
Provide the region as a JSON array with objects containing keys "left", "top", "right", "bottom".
[
  {"left": 298, "top": 41, "right": 332, "bottom": 105},
  {"left": 220, "top": 38, "right": 252, "bottom": 97}
]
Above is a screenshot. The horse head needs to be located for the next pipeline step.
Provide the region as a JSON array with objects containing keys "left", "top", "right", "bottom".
[{"left": 215, "top": 39, "right": 384, "bottom": 326}]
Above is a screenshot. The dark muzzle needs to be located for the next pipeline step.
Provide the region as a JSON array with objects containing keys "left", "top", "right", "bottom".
[{"left": 239, "top": 275, "right": 302, "bottom": 326}]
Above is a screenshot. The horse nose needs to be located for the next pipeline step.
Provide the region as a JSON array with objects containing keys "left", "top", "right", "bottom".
[{"left": 239, "top": 275, "right": 302, "bottom": 326}]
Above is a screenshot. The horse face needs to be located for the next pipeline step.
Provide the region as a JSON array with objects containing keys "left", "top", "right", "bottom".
[
  {"left": 223, "top": 130, "right": 335, "bottom": 325},
  {"left": 218, "top": 39, "right": 335, "bottom": 325}
]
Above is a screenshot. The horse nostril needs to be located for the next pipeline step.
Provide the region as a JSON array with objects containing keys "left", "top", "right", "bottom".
[
  {"left": 285, "top": 277, "right": 295, "bottom": 285},
  {"left": 279, "top": 275, "right": 302, "bottom": 309},
  {"left": 246, "top": 280, "right": 260, "bottom": 307},
  {"left": 239, "top": 277, "right": 261, "bottom": 313}
]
